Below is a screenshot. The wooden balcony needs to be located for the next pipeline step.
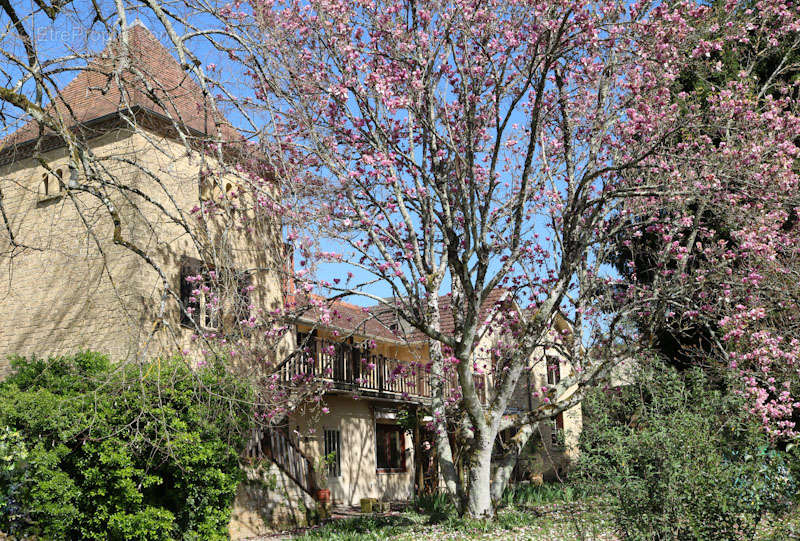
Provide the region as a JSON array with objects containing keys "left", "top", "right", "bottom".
[
  {"left": 280, "top": 335, "right": 429, "bottom": 400},
  {"left": 280, "top": 334, "right": 487, "bottom": 404}
]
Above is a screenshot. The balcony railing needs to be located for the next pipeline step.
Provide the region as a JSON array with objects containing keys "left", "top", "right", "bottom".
[
  {"left": 281, "top": 334, "right": 487, "bottom": 404},
  {"left": 281, "top": 335, "right": 429, "bottom": 398}
]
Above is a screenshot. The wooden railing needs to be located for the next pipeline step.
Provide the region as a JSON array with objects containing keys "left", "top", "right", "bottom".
[
  {"left": 281, "top": 334, "right": 431, "bottom": 398},
  {"left": 245, "top": 426, "right": 316, "bottom": 496},
  {"left": 282, "top": 334, "right": 486, "bottom": 404}
]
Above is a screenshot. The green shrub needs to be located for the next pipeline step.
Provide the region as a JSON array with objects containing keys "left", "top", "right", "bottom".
[
  {"left": 576, "top": 361, "right": 796, "bottom": 541},
  {"left": 0, "top": 351, "right": 252, "bottom": 540}
]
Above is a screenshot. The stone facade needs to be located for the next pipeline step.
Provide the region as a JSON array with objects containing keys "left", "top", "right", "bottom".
[
  {"left": 0, "top": 127, "right": 283, "bottom": 374},
  {"left": 0, "top": 24, "right": 287, "bottom": 539}
]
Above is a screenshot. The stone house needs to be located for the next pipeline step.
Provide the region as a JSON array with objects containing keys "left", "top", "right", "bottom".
[
  {"left": 0, "top": 23, "right": 581, "bottom": 538},
  {"left": 0, "top": 22, "right": 283, "bottom": 375},
  {"left": 272, "top": 291, "right": 582, "bottom": 507}
]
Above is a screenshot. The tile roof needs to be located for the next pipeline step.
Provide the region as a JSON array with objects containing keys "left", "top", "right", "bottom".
[
  {"left": 4, "top": 21, "right": 237, "bottom": 147},
  {"left": 411, "top": 288, "right": 512, "bottom": 339},
  {"left": 294, "top": 295, "right": 407, "bottom": 342},
  {"left": 295, "top": 288, "right": 515, "bottom": 344}
]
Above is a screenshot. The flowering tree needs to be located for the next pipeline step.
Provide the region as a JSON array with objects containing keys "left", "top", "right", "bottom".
[
  {"left": 225, "top": 0, "right": 800, "bottom": 516},
  {"left": 611, "top": 0, "right": 800, "bottom": 439},
  {"left": 5, "top": 0, "right": 797, "bottom": 519}
]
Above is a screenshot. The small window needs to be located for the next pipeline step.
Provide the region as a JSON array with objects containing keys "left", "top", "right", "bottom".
[
  {"left": 324, "top": 429, "right": 341, "bottom": 477},
  {"left": 474, "top": 372, "right": 487, "bottom": 404},
  {"left": 232, "top": 271, "right": 252, "bottom": 324},
  {"left": 296, "top": 331, "right": 316, "bottom": 356},
  {"left": 38, "top": 169, "right": 64, "bottom": 202},
  {"left": 199, "top": 172, "right": 214, "bottom": 201},
  {"left": 179, "top": 258, "right": 219, "bottom": 329},
  {"left": 546, "top": 356, "right": 561, "bottom": 386},
  {"left": 199, "top": 174, "right": 238, "bottom": 202},
  {"left": 550, "top": 413, "right": 564, "bottom": 447},
  {"left": 180, "top": 259, "right": 254, "bottom": 331},
  {"left": 376, "top": 423, "right": 405, "bottom": 473}
]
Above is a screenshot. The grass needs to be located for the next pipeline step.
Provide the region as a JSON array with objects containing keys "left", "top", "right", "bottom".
[
  {"left": 294, "top": 514, "right": 423, "bottom": 540},
  {"left": 754, "top": 509, "right": 800, "bottom": 541},
  {"left": 291, "top": 506, "right": 616, "bottom": 540},
  {"left": 288, "top": 486, "right": 800, "bottom": 540},
  {"left": 498, "top": 481, "right": 582, "bottom": 508},
  {"left": 291, "top": 486, "right": 617, "bottom": 540}
]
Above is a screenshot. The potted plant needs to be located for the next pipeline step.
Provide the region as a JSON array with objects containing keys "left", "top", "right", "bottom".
[{"left": 314, "top": 452, "right": 336, "bottom": 504}]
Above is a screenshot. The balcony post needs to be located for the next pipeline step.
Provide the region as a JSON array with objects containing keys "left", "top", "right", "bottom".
[
  {"left": 378, "top": 355, "right": 384, "bottom": 393},
  {"left": 352, "top": 342, "right": 361, "bottom": 388}
]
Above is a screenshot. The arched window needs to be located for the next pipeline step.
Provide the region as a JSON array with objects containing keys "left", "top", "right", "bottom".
[
  {"left": 38, "top": 168, "right": 64, "bottom": 202},
  {"left": 546, "top": 355, "right": 561, "bottom": 386}
]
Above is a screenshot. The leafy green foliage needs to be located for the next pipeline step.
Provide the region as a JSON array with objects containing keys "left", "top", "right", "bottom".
[
  {"left": 499, "top": 482, "right": 581, "bottom": 509},
  {"left": 0, "top": 351, "right": 252, "bottom": 540},
  {"left": 290, "top": 505, "right": 614, "bottom": 540},
  {"left": 413, "top": 490, "right": 456, "bottom": 521},
  {"left": 576, "top": 361, "right": 796, "bottom": 541},
  {"left": 293, "top": 514, "right": 424, "bottom": 540}
]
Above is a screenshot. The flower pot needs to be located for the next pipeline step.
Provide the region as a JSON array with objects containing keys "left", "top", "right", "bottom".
[{"left": 316, "top": 488, "right": 331, "bottom": 503}]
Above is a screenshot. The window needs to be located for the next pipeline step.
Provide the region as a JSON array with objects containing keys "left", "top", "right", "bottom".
[
  {"left": 199, "top": 171, "right": 214, "bottom": 201},
  {"left": 474, "top": 372, "right": 487, "bottom": 404},
  {"left": 232, "top": 270, "right": 252, "bottom": 324},
  {"left": 324, "top": 429, "right": 341, "bottom": 477},
  {"left": 180, "top": 259, "right": 251, "bottom": 330},
  {"left": 376, "top": 423, "right": 405, "bottom": 473},
  {"left": 546, "top": 356, "right": 561, "bottom": 386},
  {"left": 179, "top": 258, "right": 219, "bottom": 329},
  {"left": 199, "top": 172, "right": 240, "bottom": 203},
  {"left": 296, "top": 331, "right": 311, "bottom": 350},
  {"left": 550, "top": 413, "right": 564, "bottom": 447},
  {"left": 38, "top": 169, "right": 64, "bottom": 202}
]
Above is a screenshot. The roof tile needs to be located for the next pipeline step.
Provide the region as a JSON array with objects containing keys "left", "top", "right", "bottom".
[{"left": 5, "top": 22, "right": 237, "bottom": 146}]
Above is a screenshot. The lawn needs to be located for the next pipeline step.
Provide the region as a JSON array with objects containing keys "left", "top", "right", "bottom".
[
  {"left": 290, "top": 499, "right": 617, "bottom": 540},
  {"left": 277, "top": 481, "right": 800, "bottom": 541},
  {"left": 292, "top": 506, "right": 615, "bottom": 540}
]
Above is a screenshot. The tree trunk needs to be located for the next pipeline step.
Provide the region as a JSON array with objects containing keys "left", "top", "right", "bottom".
[
  {"left": 464, "top": 443, "right": 494, "bottom": 518},
  {"left": 428, "top": 324, "right": 461, "bottom": 503},
  {"left": 489, "top": 422, "right": 537, "bottom": 502}
]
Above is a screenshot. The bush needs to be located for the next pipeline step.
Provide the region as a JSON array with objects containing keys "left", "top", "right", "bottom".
[
  {"left": 576, "top": 361, "right": 796, "bottom": 541},
  {"left": 0, "top": 352, "right": 252, "bottom": 540}
]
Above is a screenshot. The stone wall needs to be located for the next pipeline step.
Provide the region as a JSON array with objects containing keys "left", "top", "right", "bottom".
[
  {"left": 229, "top": 464, "right": 315, "bottom": 540},
  {"left": 0, "top": 126, "right": 285, "bottom": 373}
]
